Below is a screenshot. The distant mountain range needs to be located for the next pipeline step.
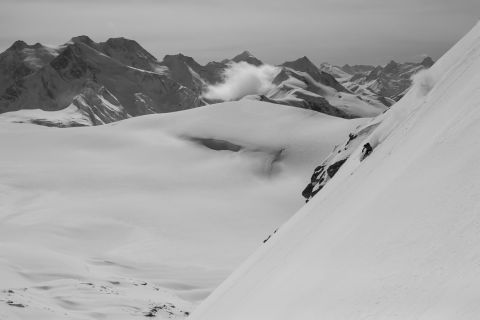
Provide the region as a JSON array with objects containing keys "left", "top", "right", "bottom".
[
  {"left": 320, "top": 56, "right": 434, "bottom": 106},
  {"left": 0, "top": 36, "right": 433, "bottom": 127}
]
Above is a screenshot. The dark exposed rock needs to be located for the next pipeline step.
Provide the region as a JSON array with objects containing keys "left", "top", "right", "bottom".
[
  {"left": 0, "top": 37, "right": 203, "bottom": 124},
  {"left": 383, "top": 60, "right": 399, "bottom": 74},
  {"left": 231, "top": 50, "right": 263, "bottom": 66},
  {"left": 327, "top": 159, "right": 347, "bottom": 178},
  {"left": 144, "top": 303, "right": 177, "bottom": 318},
  {"left": 421, "top": 56, "right": 435, "bottom": 68},
  {"left": 302, "top": 165, "right": 327, "bottom": 201},
  {"left": 70, "top": 35, "right": 96, "bottom": 47}
]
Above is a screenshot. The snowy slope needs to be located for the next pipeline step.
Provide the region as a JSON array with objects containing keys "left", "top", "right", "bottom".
[
  {"left": 190, "top": 21, "right": 480, "bottom": 320},
  {"left": 0, "top": 101, "right": 366, "bottom": 319}
]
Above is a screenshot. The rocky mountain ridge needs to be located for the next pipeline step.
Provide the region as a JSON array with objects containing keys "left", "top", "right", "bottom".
[
  {"left": 0, "top": 36, "right": 430, "bottom": 127},
  {"left": 320, "top": 56, "right": 435, "bottom": 107}
]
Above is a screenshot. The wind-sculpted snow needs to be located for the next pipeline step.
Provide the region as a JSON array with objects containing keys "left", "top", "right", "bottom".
[
  {"left": 189, "top": 22, "right": 480, "bottom": 320},
  {"left": 0, "top": 101, "right": 366, "bottom": 319}
]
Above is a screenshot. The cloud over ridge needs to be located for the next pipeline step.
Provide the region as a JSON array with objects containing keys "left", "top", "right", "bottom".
[{"left": 203, "top": 62, "right": 280, "bottom": 101}]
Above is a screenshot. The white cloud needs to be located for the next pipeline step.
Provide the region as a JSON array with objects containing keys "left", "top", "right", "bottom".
[{"left": 203, "top": 62, "right": 280, "bottom": 101}]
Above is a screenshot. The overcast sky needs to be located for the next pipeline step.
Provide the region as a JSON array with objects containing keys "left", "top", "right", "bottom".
[{"left": 1, "top": 0, "right": 479, "bottom": 66}]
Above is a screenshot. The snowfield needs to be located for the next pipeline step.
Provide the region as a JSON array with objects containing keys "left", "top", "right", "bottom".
[
  {"left": 0, "top": 100, "right": 366, "bottom": 319},
  {"left": 189, "top": 22, "right": 480, "bottom": 320}
]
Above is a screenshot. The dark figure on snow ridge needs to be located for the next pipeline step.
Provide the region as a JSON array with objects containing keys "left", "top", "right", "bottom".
[{"left": 362, "top": 143, "right": 373, "bottom": 158}]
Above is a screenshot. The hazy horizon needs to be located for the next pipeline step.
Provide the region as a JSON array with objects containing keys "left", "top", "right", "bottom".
[{"left": 1, "top": 0, "right": 479, "bottom": 66}]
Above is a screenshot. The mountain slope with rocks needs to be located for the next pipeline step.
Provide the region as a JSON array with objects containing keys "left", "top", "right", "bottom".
[
  {"left": 0, "top": 36, "right": 202, "bottom": 126},
  {"left": 259, "top": 56, "right": 387, "bottom": 118},
  {"left": 320, "top": 57, "right": 435, "bottom": 109},
  {"left": 344, "top": 57, "right": 434, "bottom": 101}
]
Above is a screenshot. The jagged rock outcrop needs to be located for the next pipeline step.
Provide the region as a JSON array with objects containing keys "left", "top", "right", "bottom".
[{"left": 301, "top": 119, "right": 380, "bottom": 202}]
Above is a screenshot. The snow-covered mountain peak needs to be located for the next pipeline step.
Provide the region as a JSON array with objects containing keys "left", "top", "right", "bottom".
[
  {"left": 102, "top": 37, "right": 157, "bottom": 58},
  {"left": 162, "top": 53, "right": 199, "bottom": 66},
  {"left": 231, "top": 50, "right": 263, "bottom": 66},
  {"left": 383, "top": 59, "right": 399, "bottom": 73},
  {"left": 280, "top": 56, "right": 349, "bottom": 93},
  {"left": 69, "top": 35, "right": 96, "bottom": 46},
  {"left": 8, "top": 40, "right": 29, "bottom": 51},
  {"left": 282, "top": 55, "right": 316, "bottom": 71},
  {"left": 99, "top": 37, "right": 160, "bottom": 70},
  {"left": 236, "top": 50, "right": 254, "bottom": 57}
]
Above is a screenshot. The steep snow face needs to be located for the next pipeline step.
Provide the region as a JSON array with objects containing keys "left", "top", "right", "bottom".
[
  {"left": 190, "top": 22, "right": 480, "bottom": 320},
  {"left": 0, "top": 101, "right": 366, "bottom": 319}
]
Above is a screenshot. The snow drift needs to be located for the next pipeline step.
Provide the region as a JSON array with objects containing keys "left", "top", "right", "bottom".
[{"left": 190, "top": 21, "right": 480, "bottom": 320}]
